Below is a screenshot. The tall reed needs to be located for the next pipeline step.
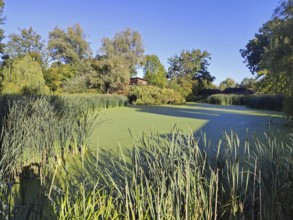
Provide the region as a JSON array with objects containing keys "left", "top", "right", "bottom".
[{"left": 50, "top": 128, "right": 293, "bottom": 219}]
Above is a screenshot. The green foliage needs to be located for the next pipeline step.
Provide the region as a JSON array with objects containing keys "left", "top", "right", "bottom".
[
  {"left": 219, "top": 77, "right": 237, "bottom": 90},
  {"left": 44, "top": 63, "right": 76, "bottom": 93},
  {"left": 48, "top": 24, "right": 92, "bottom": 65},
  {"left": 0, "top": 0, "right": 5, "bottom": 55},
  {"left": 5, "top": 27, "right": 45, "bottom": 65},
  {"left": 167, "top": 49, "right": 215, "bottom": 98},
  {"left": 143, "top": 54, "right": 167, "bottom": 88},
  {"left": 240, "top": 21, "right": 272, "bottom": 74},
  {"left": 60, "top": 94, "right": 128, "bottom": 110},
  {"left": 241, "top": 1, "right": 293, "bottom": 116},
  {"left": 0, "top": 95, "right": 292, "bottom": 219},
  {"left": 204, "top": 94, "right": 284, "bottom": 111},
  {"left": 128, "top": 85, "right": 185, "bottom": 105},
  {"left": 94, "top": 28, "right": 145, "bottom": 93},
  {"left": 283, "top": 95, "right": 293, "bottom": 118},
  {"left": 52, "top": 128, "right": 293, "bottom": 219},
  {"left": 239, "top": 77, "right": 257, "bottom": 90},
  {"left": 0, "top": 93, "right": 127, "bottom": 218},
  {"left": 1, "top": 55, "right": 49, "bottom": 94},
  {"left": 246, "top": 95, "right": 284, "bottom": 111},
  {"left": 92, "top": 55, "right": 131, "bottom": 94},
  {"left": 100, "top": 28, "right": 144, "bottom": 77},
  {"left": 205, "top": 94, "right": 248, "bottom": 106},
  {"left": 47, "top": 23, "right": 93, "bottom": 81},
  {"left": 167, "top": 75, "right": 194, "bottom": 98}
]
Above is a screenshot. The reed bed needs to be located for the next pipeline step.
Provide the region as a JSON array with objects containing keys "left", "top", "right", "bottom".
[
  {"left": 0, "top": 94, "right": 292, "bottom": 219},
  {"left": 52, "top": 129, "right": 293, "bottom": 220}
]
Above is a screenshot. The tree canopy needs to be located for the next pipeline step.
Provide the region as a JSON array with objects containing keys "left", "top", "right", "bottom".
[
  {"left": 167, "top": 49, "right": 215, "bottom": 97},
  {"left": 5, "top": 27, "right": 45, "bottom": 64},
  {"left": 0, "top": 0, "right": 5, "bottom": 56},
  {"left": 143, "top": 54, "right": 167, "bottom": 88},
  {"left": 219, "top": 78, "right": 236, "bottom": 90},
  {"left": 1, "top": 55, "right": 49, "bottom": 94},
  {"left": 48, "top": 24, "right": 92, "bottom": 72},
  {"left": 95, "top": 28, "right": 145, "bottom": 93}
]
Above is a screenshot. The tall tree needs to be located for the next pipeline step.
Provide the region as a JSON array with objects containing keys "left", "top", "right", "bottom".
[
  {"left": 241, "top": 0, "right": 293, "bottom": 96},
  {"left": 143, "top": 54, "right": 167, "bottom": 88},
  {"left": 0, "top": 0, "right": 5, "bottom": 55},
  {"left": 167, "top": 49, "right": 215, "bottom": 97},
  {"left": 265, "top": 0, "right": 293, "bottom": 96},
  {"left": 5, "top": 27, "right": 45, "bottom": 64},
  {"left": 219, "top": 78, "right": 236, "bottom": 90},
  {"left": 95, "top": 28, "right": 144, "bottom": 93},
  {"left": 240, "top": 21, "right": 273, "bottom": 75},
  {"left": 239, "top": 77, "right": 257, "bottom": 90},
  {"left": 48, "top": 23, "right": 92, "bottom": 73}
]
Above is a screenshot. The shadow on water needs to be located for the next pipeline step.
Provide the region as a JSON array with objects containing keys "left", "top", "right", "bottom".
[{"left": 127, "top": 103, "right": 292, "bottom": 145}]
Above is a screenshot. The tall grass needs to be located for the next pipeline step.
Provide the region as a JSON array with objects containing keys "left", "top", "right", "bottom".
[
  {"left": 204, "top": 94, "right": 284, "bottom": 111},
  {"left": 0, "top": 94, "right": 292, "bottom": 219},
  {"left": 50, "top": 128, "right": 293, "bottom": 219},
  {"left": 0, "top": 94, "right": 127, "bottom": 219}
]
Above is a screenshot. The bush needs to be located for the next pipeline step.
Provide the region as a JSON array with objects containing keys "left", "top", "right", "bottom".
[
  {"left": 203, "top": 94, "right": 284, "bottom": 111},
  {"left": 204, "top": 94, "right": 249, "bottom": 105},
  {"left": 60, "top": 94, "right": 128, "bottom": 111},
  {"left": 128, "top": 85, "right": 185, "bottom": 105},
  {"left": 246, "top": 95, "right": 284, "bottom": 111},
  {"left": 281, "top": 95, "right": 293, "bottom": 117}
]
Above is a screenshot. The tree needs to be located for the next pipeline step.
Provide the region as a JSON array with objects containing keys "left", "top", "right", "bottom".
[
  {"left": 241, "top": 1, "right": 293, "bottom": 98},
  {"left": 167, "top": 49, "right": 215, "bottom": 97},
  {"left": 0, "top": 55, "right": 49, "bottom": 94},
  {"left": 219, "top": 78, "right": 236, "bottom": 90},
  {"left": 48, "top": 23, "right": 92, "bottom": 73},
  {"left": 100, "top": 28, "right": 144, "bottom": 76},
  {"left": 240, "top": 21, "right": 273, "bottom": 74},
  {"left": 239, "top": 77, "right": 257, "bottom": 90},
  {"left": 92, "top": 55, "right": 130, "bottom": 94},
  {"left": 5, "top": 27, "right": 45, "bottom": 64},
  {"left": 43, "top": 63, "right": 76, "bottom": 93},
  {"left": 95, "top": 28, "right": 144, "bottom": 93},
  {"left": 143, "top": 55, "right": 167, "bottom": 88},
  {"left": 264, "top": 0, "right": 293, "bottom": 96},
  {"left": 0, "top": 0, "right": 5, "bottom": 55}
]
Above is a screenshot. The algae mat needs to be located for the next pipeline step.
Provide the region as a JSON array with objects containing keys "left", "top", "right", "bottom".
[{"left": 91, "top": 103, "right": 290, "bottom": 152}]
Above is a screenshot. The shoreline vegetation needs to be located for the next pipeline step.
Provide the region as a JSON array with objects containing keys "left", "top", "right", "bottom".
[{"left": 0, "top": 94, "right": 292, "bottom": 219}]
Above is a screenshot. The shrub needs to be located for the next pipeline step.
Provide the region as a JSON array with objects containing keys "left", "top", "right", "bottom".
[
  {"left": 205, "top": 94, "right": 249, "bottom": 105},
  {"left": 246, "top": 95, "right": 284, "bottom": 111},
  {"left": 281, "top": 95, "right": 293, "bottom": 117},
  {"left": 128, "top": 85, "right": 185, "bottom": 105},
  {"left": 204, "top": 94, "right": 284, "bottom": 111}
]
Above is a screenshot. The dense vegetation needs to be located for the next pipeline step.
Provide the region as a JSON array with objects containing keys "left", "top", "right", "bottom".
[
  {"left": 0, "top": 96, "right": 292, "bottom": 219},
  {"left": 203, "top": 94, "right": 284, "bottom": 111},
  {"left": 128, "top": 85, "right": 185, "bottom": 105},
  {"left": 0, "top": 94, "right": 127, "bottom": 219},
  {"left": 240, "top": 0, "right": 293, "bottom": 116},
  {"left": 0, "top": 0, "right": 293, "bottom": 219}
]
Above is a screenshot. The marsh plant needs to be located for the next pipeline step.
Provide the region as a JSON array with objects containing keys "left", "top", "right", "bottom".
[
  {"left": 0, "top": 94, "right": 292, "bottom": 219},
  {"left": 0, "top": 94, "right": 126, "bottom": 219},
  {"left": 52, "top": 129, "right": 293, "bottom": 220}
]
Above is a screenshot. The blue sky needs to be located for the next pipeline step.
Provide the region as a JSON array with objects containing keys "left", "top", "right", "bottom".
[{"left": 4, "top": 0, "right": 278, "bottom": 85}]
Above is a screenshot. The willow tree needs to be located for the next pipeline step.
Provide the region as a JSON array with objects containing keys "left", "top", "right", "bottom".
[
  {"left": 1, "top": 55, "right": 49, "bottom": 94},
  {"left": 95, "top": 28, "right": 144, "bottom": 93}
]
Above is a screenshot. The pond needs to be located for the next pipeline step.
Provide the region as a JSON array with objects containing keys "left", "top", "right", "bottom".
[{"left": 91, "top": 103, "right": 291, "bottom": 152}]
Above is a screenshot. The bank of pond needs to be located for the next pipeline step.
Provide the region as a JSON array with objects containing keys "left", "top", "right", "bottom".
[{"left": 0, "top": 94, "right": 292, "bottom": 219}]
